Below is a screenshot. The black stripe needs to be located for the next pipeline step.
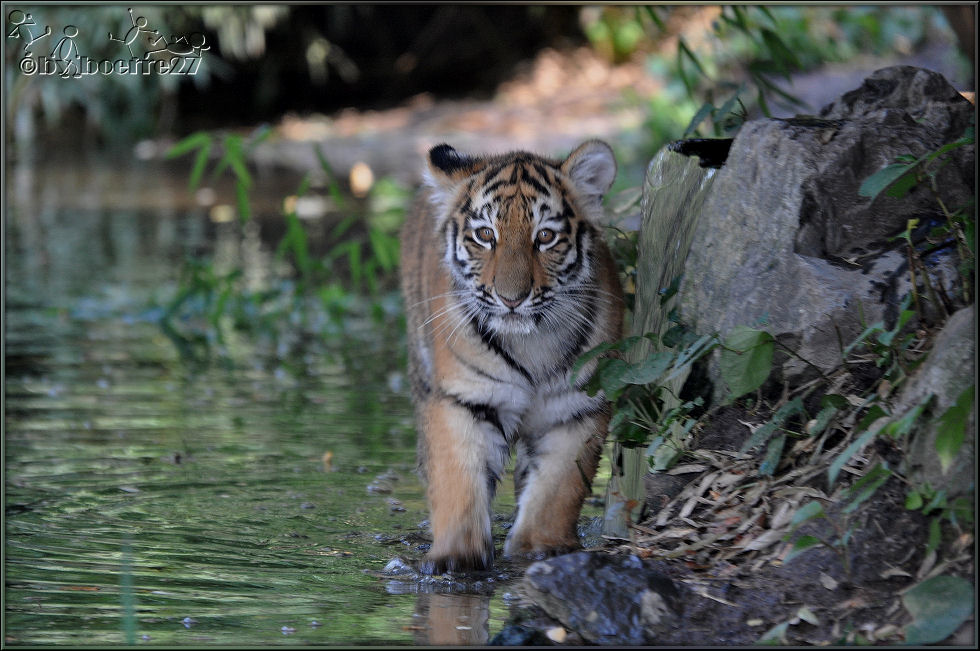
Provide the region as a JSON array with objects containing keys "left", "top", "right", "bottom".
[
  {"left": 449, "top": 220, "right": 468, "bottom": 273},
  {"left": 532, "top": 162, "right": 553, "bottom": 182},
  {"left": 451, "top": 347, "right": 508, "bottom": 384},
  {"left": 473, "top": 319, "right": 534, "bottom": 384},
  {"left": 558, "top": 224, "right": 588, "bottom": 283},
  {"left": 523, "top": 169, "right": 550, "bottom": 195},
  {"left": 550, "top": 400, "right": 607, "bottom": 430},
  {"left": 451, "top": 396, "right": 505, "bottom": 434},
  {"left": 483, "top": 179, "right": 506, "bottom": 195}
]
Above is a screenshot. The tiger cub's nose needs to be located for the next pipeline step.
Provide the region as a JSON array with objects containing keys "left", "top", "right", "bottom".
[{"left": 498, "top": 291, "right": 528, "bottom": 309}]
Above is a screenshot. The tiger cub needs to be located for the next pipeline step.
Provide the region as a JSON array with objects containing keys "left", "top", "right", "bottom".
[{"left": 400, "top": 140, "right": 624, "bottom": 574}]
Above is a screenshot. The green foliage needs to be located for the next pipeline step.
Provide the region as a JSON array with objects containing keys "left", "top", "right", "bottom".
[
  {"left": 902, "top": 574, "right": 974, "bottom": 645},
  {"left": 784, "top": 462, "right": 894, "bottom": 577},
  {"left": 571, "top": 311, "right": 717, "bottom": 466},
  {"left": 859, "top": 124, "right": 976, "bottom": 304},
  {"left": 160, "top": 130, "right": 408, "bottom": 363},
  {"left": 719, "top": 326, "right": 774, "bottom": 401}
]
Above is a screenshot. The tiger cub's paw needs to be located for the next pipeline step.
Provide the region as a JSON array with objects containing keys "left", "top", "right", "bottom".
[
  {"left": 503, "top": 534, "right": 580, "bottom": 561},
  {"left": 419, "top": 547, "right": 493, "bottom": 575}
]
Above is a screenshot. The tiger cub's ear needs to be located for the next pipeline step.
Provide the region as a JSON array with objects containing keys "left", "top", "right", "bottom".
[
  {"left": 423, "top": 144, "right": 481, "bottom": 214},
  {"left": 561, "top": 140, "right": 617, "bottom": 207},
  {"left": 424, "top": 144, "right": 481, "bottom": 186}
]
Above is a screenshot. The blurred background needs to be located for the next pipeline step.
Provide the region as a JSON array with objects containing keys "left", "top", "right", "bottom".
[{"left": 2, "top": 4, "right": 976, "bottom": 646}]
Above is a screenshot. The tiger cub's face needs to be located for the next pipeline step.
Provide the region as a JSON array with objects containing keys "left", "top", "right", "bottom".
[{"left": 424, "top": 141, "right": 617, "bottom": 336}]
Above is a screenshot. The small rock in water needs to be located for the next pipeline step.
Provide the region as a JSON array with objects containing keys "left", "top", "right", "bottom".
[{"left": 382, "top": 557, "right": 418, "bottom": 577}]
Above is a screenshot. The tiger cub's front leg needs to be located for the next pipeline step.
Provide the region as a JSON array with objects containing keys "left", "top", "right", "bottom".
[
  {"left": 418, "top": 395, "right": 508, "bottom": 574},
  {"left": 505, "top": 407, "right": 608, "bottom": 557}
]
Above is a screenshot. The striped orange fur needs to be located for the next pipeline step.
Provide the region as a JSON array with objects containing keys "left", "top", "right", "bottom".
[{"left": 400, "top": 140, "right": 624, "bottom": 573}]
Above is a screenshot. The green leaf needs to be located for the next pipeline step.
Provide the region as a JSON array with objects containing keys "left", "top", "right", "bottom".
[
  {"left": 808, "top": 405, "right": 838, "bottom": 437},
  {"left": 571, "top": 342, "right": 614, "bottom": 387},
  {"left": 857, "top": 403, "right": 888, "bottom": 431},
  {"left": 843, "top": 462, "right": 892, "bottom": 513},
  {"left": 789, "top": 500, "right": 826, "bottom": 529},
  {"left": 883, "top": 395, "right": 932, "bottom": 439},
  {"left": 828, "top": 423, "right": 883, "bottom": 486},
  {"left": 902, "top": 575, "right": 974, "bottom": 645},
  {"left": 620, "top": 351, "right": 675, "bottom": 386},
  {"left": 843, "top": 320, "right": 885, "bottom": 358},
  {"left": 821, "top": 393, "right": 849, "bottom": 409},
  {"left": 223, "top": 135, "right": 252, "bottom": 188},
  {"left": 368, "top": 228, "right": 398, "bottom": 272},
  {"left": 760, "top": 27, "right": 800, "bottom": 77},
  {"left": 759, "top": 432, "right": 785, "bottom": 476},
  {"left": 935, "top": 385, "right": 975, "bottom": 473},
  {"left": 641, "top": 6, "right": 665, "bottom": 31},
  {"left": 922, "top": 488, "right": 947, "bottom": 517},
  {"left": 188, "top": 141, "right": 212, "bottom": 191},
  {"left": 720, "top": 326, "right": 774, "bottom": 401},
  {"left": 583, "top": 357, "right": 631, "bottom": 399},
  {"left": 858, "top": 161, "right": 919, "bottom": 202},
  {"left": 782, "top": 535, "right": 823, "bottom": 565},
  {"left": 683, "top": 102, "right": 716, "bottom": 138},
  {"left": 905, "top": 489, "right": 923, "bottom": 511},
  {"left": 570, "top": 336, "right": 645, "bottom": 387},
  {"left": 314, "top": 144, "right": 350, "bottom": 211},
  {"left": 166, "top": 131, "right": 211, "bottom": 158},
  {"left": 235, "top": 181, "right": 251, "bottom": 224},
  {"left": 664, "top": 333, "right": 716, "bottom": 382},
  {"left": 741, "top": 397, "right": 803, "bottom": 452},
  {"left": 677, "top": 37, "right": 707, "bottom": 77}
]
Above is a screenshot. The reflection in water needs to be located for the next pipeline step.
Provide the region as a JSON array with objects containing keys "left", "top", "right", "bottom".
[{"left": 414, "top": 592, "right": 492, "bottom": 645}]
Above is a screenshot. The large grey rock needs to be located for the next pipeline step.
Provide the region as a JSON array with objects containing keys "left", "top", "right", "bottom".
[
  {"left": 897, "top": 307, "right": 976, "bottom": 497},
  {"left": 668, "top": 66, "right": 973, "bottom": 398},
  {"left": 522, "top": 552, "right": 680, "bottom": 645}
]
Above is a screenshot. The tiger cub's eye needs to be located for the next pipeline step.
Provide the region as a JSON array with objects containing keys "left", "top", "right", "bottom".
[
  {"left": 474, "top": 227, "right": 495, "bottom": 244},
  {"left": 536, "top": 228, "right": 556, "bottom": 246}
]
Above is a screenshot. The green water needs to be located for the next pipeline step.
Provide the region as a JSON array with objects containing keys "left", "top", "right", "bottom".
[{"left": 3, "top": 160, "right": 601, "bottom": 645}]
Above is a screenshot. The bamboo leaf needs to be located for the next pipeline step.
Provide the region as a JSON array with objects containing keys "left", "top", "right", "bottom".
[
  {"left": 683, "top": 102, "right": 716, "bottom": 138},
  {"left": 166, "top": 131, "right": 211, "bottom": 158},
  {"left": 188, "top": 141, "right": 212, "bottom": 191},
  {"left": 759, "top": 432, "right": 786, "bottom": 476},
  {"left": 842, "top": 462, "right": 892, "bottom": 513},
  {"left": 858, "top": 161, "right": 919, "bottom": 201},
  {"left": 789, "top": 501, "right": 826, "bottom": 529},
  {"left": 782, "top": 535, "right": 822, "bottom": 565},
  {"left": 827, "top": 423, "right": 883, "bottom": 486}
]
